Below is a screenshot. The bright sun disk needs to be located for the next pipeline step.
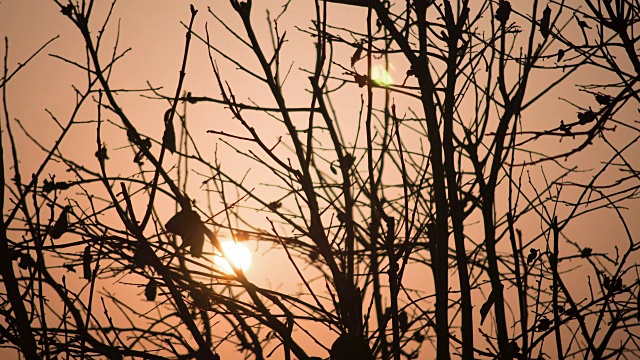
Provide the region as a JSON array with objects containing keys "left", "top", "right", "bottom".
[{"left": 214, "top": 241, "right": 252, "bottom": 274}]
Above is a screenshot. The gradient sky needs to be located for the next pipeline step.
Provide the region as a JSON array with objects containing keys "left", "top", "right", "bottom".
[{"left": 2, "top": 1, "right": 639, "bottom": 359}]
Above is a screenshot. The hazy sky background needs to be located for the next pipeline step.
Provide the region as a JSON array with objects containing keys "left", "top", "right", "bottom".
[{"left": 1, "top": 0, "right": 639, "bottom": 358}]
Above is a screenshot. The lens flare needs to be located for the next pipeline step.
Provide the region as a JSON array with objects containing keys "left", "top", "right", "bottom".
[
  {"left": 371, "top": 64, "right": 393, "bottom": 86},
  {"left": 214, "top": 241, "right": 252, "bottom": 274}
]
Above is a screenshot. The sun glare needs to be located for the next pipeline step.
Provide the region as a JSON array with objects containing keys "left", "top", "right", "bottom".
[
  {"left": 214, "top": 241, "right": 252, "bottom": 274},
  {"left": 371, "top": 64, "right": 394, "bottom": 86}
]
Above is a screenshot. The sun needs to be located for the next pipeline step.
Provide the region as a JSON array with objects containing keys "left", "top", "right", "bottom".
[
  {"left": 371, "top": 64, "right": 394, "bottom": 86},
  {"left": 213, "top": 240, "right": 252, "bottom": 274}
]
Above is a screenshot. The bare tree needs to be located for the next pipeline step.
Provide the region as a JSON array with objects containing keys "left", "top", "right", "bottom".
[{"left": 1, "top": 0, "right": 639, "bottom": 359}]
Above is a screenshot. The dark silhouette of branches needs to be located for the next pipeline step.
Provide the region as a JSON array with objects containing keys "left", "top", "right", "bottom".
[{"left": 1, "top": 0, "right": 639, "bottom": 359}]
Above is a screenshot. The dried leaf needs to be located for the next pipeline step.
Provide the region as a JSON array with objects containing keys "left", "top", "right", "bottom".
[
  {"left": 595, "top": 94, "right": 611, "bottom": 106},
  {"left": 50, "top": 206, "right": 72, "bottom": 239},
  {"left": 145, "top": 279, "right": 157, "bottom": 301},
  {"left": 82, "top": 245, "right": 92, "bottom": 280},
  {"left": 557, "top": 49, "right": 565, "bottom": 62},
  {"left": 354, "top": 73, "right": 367, "bottom": 88},
  {"left": 165, "top": 209, "right": 205, "bottom": 258},
  {"left": 576, "top": 18, "right": 591, "bottom": 30},
  {"left": 480, "top": 291, "right": 496, "bottom": 325},
  {"left": 133, "top": 249, "right": 146, "bottom": 268},
  {"left": 191, "top": 288, "right": 210, "bottom": 309},
  {"left": 43, "top": 180, "right": 70, "bottom": 193},
  {"left": 186, "top": 232, "right": 205, "bottom": 258},
  {"left": 399, "top": 310, "right": 409, "bottom": 333},
  {"left": 495, "top": 1, "right": 511, "bottom": 24},
  {"left": 267, "top": 201, "right": 282, "bottom": 212},
  {"left": 351, "top": 42, "right": 363, "bottom": 67},
  {"left": 163, "top": 109, "right": 176, "bottom": 153},
  {"left": 536, "top": 316, "right": 551, "bottom": 331},
  {"left": 413, "top": 331, "right": 424, "bottom": 343},
  {"left": 63, "top": 264, "right": 76, "bottom": 273},
  {"left": 60, "top": 4, "right": 73, "bottom": 16},
  {"left": 95, "top": 146, "right": 109, "bottom": 162},
  {"left": 540, "top": 6, "right": 551, "bottom": 39},
  {"left": 18, "top": 254, "right": 34, "bottom": 270},
  {"left": 578, "top": 110, "right": 596, "bottom": 124},
  {"left": 527, "top": 248, "right": 538, "bottom": 264},
  {"left": 580, "top": 247, "right": 592, "bottom": 258},
  {"left": 330, "top": 333, "right": 373, "bottom": 360},
  {"left": 342, "top": 153, "right": 354, "bottom": 169}
]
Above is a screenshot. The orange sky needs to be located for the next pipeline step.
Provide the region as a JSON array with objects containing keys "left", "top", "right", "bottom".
[{"left": 2, "top": 1, "right": 639, "bottom": 359}]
